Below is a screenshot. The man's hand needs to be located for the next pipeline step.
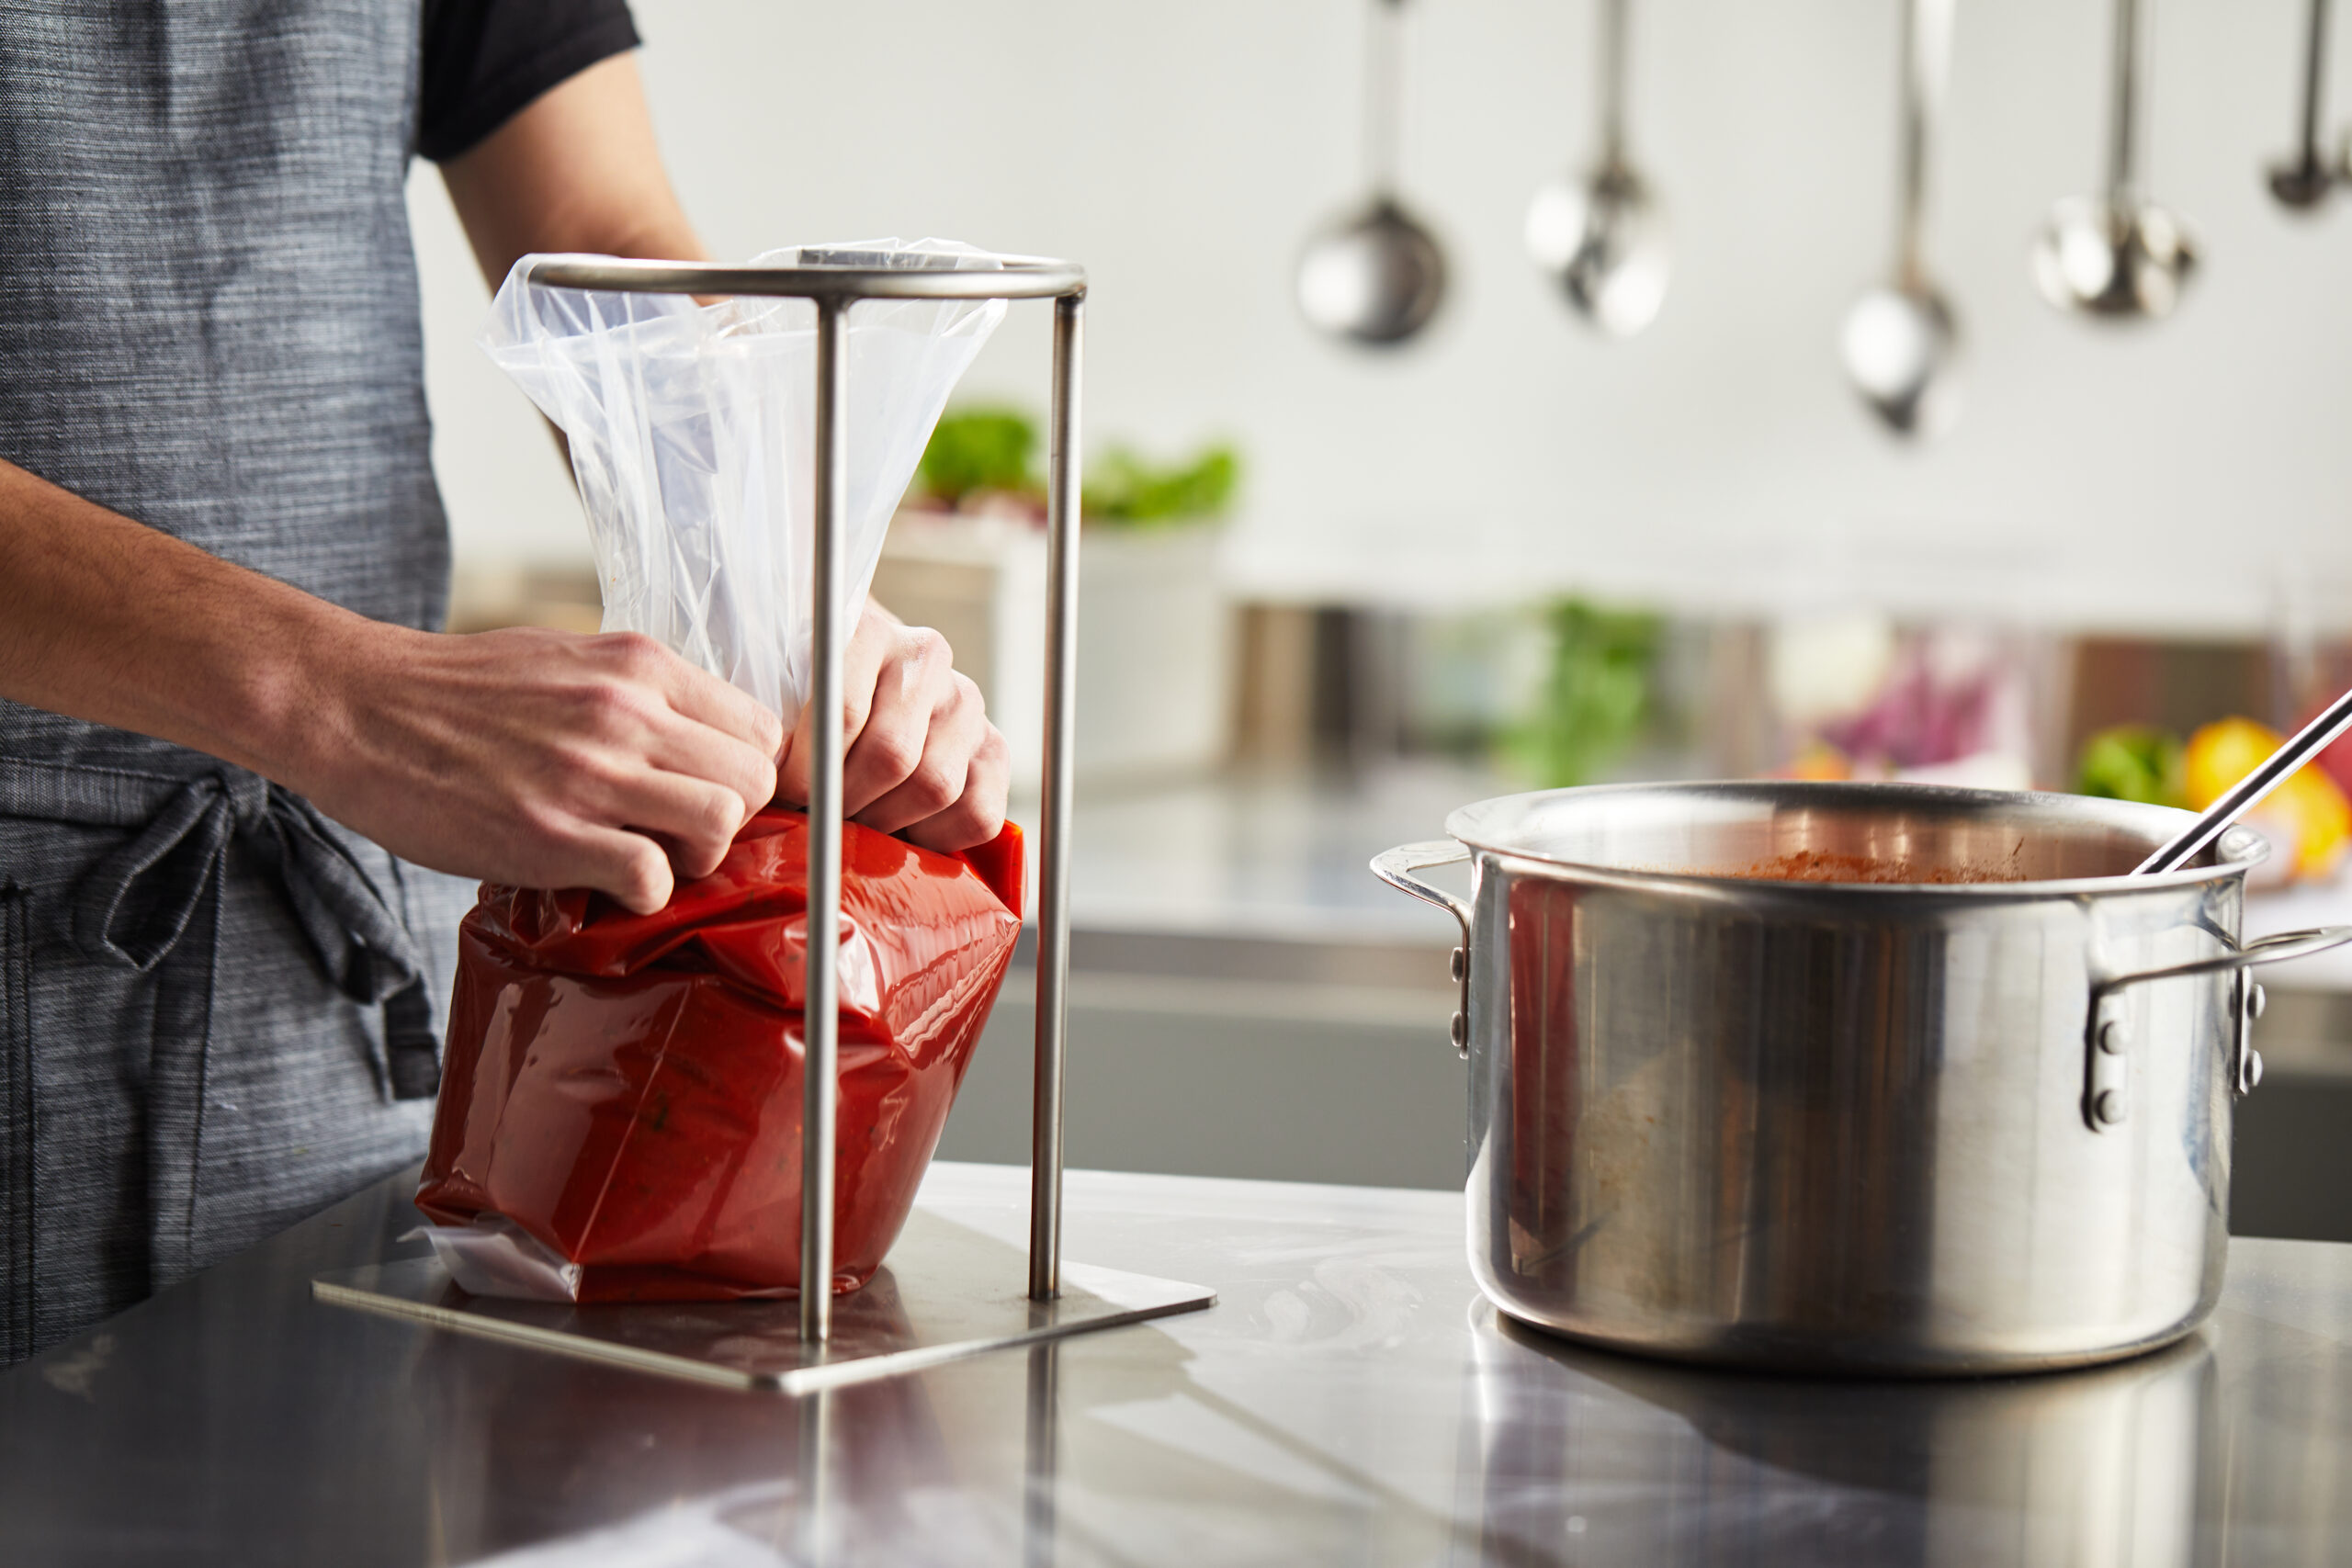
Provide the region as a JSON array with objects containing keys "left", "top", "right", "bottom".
[
  {"left": 777, "top": 604, "right": 1011, "bottom": 854},
  {"left": 303, "top": 625, "right": 783, "bottom": 915}
]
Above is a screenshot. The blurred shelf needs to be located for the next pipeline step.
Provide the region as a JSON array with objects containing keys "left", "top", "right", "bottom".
[{"left": 1223, "top": 529, "right": 2291, "bottom": 639}]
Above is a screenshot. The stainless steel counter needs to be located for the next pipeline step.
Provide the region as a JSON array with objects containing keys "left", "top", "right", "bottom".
[{"left": 6, "top": 1159, "right": 2352, "bottom": 1565}]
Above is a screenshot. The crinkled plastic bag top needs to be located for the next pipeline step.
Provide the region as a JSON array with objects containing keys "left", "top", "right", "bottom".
[{"left": 481, "top": 239, "right": 1008, "bottom": 716}]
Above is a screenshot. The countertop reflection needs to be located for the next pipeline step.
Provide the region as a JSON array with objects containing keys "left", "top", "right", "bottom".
[{"left": 4, "top": 1161, "right": 2349, "bottom": 1565}]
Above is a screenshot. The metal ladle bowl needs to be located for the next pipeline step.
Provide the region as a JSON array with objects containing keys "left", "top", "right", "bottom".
[
  {"left": 2267, "top": 0, "right": 2335, "bottom": 210},
  {"left": 2031, "top": 196, "right": 2199, "bottom": 320},
  {"left": 1840, "top": 283, "right": 1961, "bottom": 436},
  {"left": 1296, "top": 197, "right": 1450, "bottom": 346},
  {"left": 1525, "top": 161, "right": 1671, "bottom": 338}
]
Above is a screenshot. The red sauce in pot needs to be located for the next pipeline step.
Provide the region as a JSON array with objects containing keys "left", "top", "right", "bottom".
[{"left": 1724, "top": 849, "right": 2027, "bottom": 884}]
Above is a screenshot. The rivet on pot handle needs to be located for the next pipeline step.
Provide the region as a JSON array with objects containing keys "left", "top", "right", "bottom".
[
  {"left": 2083, "top": 925, "right": 2352, "bottom": 1130},
  {"left": 1372, "top": 841, "right": 1473, "bottom": 1060}
]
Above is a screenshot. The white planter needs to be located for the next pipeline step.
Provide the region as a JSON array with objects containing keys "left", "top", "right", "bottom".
[{"left": 872, "top": 511, "right": 1233, "bottom": 792}]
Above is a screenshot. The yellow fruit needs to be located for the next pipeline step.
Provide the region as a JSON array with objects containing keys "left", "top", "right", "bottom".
[
  {"left": 2184, "top": 717, "right": 2351, "bottom": 880},
  {"left": 1783, "top": 743, "right": 1853, "bottom": 782},
  {"left": 2282, "top": 768, "right": 2352, "bottom": 879},
  {"left": 2183, "top": 717, "right": 2281, "bottom": 810}
]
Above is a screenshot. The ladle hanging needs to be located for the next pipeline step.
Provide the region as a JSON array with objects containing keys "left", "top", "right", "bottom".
[
  {"left": 1524, "top": 0, "right": 1670, "bottom": 337},
  {"left": 2032, "top": 0, "right": 2199, "bottom": 320},
  {"left": 1296, "top": 0, "right": 1449, "bottom": 346},
  {"left": 1839, "top": 0, "right": 1961, "bottom": 436}
]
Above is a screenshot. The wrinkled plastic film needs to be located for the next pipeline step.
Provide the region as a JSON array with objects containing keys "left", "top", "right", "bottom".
[{"left": 480, "top": 239, "right": 1008, "bottom": 717}]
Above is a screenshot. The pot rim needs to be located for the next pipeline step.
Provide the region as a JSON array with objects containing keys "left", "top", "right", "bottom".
[{"left": 1444, "top": 779, "right": 2265, "bottom": 901}]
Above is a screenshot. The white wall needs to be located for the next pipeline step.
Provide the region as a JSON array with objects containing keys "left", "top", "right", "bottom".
[{"left": 412, "top": 0, "right": 2352, "bottom": 636}]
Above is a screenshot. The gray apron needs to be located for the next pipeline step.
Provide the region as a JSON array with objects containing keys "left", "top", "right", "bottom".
[{"left": 0, "top": 2, "right": 475, "bottom": 1362}]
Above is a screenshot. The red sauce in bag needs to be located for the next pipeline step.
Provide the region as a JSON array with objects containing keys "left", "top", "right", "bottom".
[{"left": 416, "top": 808, "right": 1023, "bottom": 1302}]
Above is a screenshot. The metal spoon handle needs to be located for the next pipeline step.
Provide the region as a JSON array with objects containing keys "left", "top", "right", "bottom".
[
  {"left": 2301, "top": 0, "right": 2332, "bottom": 162},
  {"left": 2106, "top": 0, "right": 2147, "bottom": 203},
  {"left": 2135, "top": 685, "right": 2352, "bottom": 874},
  {"left": 1366, "top": 0, "right": 1406, "bottom": 197},
  {"left": 1896, "top": 0, "right": 1954, "bottom": 286},
  {"left": 1598, "top": 0, "right": 1630, "bottom": 166}
]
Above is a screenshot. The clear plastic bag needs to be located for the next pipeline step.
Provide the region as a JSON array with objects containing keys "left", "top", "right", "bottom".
[
  {"left": 405, "top": 1217, "right": 583, "bottom": 1301},
  {"left": 480, "top": 238, "right": 1008, "bottom": 716}
]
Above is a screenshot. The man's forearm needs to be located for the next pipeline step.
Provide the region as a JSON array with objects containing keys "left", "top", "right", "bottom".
[
  {"left": 0, "top": 455, "right": 786, "bottom": 909},
  {"left": 0, "top": 457, "right": 359, "bottom": 789}
]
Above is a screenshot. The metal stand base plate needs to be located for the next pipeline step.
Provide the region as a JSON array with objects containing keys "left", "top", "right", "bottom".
[{"left": 312, "top": 1208, "right": 1214, "bottom": 1394}]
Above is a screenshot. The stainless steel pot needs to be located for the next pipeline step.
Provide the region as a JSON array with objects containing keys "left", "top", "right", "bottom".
[{"left": 1374, "top": 782, "right": 2352, "bottom": 1375}]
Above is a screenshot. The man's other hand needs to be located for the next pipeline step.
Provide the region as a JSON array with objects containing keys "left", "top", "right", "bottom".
[{"left": 776, "top": 603, "right": 1011, "bottom": 855}]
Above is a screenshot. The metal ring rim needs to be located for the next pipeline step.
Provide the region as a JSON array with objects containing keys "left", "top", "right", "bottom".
[{"left": 524, "top": 254, "right": 1087, "bottom": 302}]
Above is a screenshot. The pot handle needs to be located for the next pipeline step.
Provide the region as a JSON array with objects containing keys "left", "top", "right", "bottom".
[
  {"left": 2099, "top": 925, "right": 2352, "bottom": 988},
  {"left": 1371, "top": 841, "right": 1473, "bottom": 1058},
  {"left": 2084, "top": 925, "right": 2352, "bottom": 1130}
]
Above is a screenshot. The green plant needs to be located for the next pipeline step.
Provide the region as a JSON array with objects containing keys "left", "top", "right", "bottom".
[
  {"left": 917, "top": 407, "right": 1037, "bottom": 505},
  {"left": 916, "top": 408, "right": 1242, "bottom": 526},
  {"left": 1082, "top": 444, "right": 1240, "bottom": 525},
  {"left": 2075, "top": 724, "right": 2187, "bottom": 807},
  {"left": 1507, "top": 600, "right": 1663, "bottom": 788}
]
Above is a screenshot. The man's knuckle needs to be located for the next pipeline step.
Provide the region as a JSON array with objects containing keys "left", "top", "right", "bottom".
[
  {"left": 745, "top": 753, "right": 780, "bottom": 805},
  {"left": 864, "top": 728, "right": 920, "bottom": 783},
  {"left": 698, "top": 787, "right": 742, "bottom": 839},
  {"left": 934, "top": 799, "right": 999, "bottom": 852},
  {"left": 603, "top": 631, "right": 665, "bottom": 672},
  {"left": 622, "top": 844, "right": 669, "bottom": 903},
  {"left": 559, "top": 746, "right": 625, "bottom": 796},
  {"left": 905, "top": 759, "right": 959, "bottom": 813},
  {"left": 578, "top": 677, "right": 648, "bottom": 731}
]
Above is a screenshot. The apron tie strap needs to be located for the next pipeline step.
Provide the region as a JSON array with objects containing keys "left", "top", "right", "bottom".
[{"left": 67, "top": 768, "right": 441, "bottom": 1100}]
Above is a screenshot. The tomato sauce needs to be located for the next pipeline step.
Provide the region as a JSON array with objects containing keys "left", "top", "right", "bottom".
[
  {"left": 1724, "top": 848, "right": 2026, "bottom": 885},
  {"left": 416, "top": 808, "right": 1023, "bottom": 1302}
]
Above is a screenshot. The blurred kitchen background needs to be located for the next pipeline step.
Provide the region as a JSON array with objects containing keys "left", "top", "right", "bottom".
[{"left": 412, "top": 0, "right": 2352, "bottom": 1235}]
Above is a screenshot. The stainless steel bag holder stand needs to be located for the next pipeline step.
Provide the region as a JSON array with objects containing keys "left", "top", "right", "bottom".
[{"left": 313, "top": 254, "right": 1215, "bottom": 1394}]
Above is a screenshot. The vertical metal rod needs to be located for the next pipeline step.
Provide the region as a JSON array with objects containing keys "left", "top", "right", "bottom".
[
  {"left": 800, "top": 297, "right": 849, "bottom": 1344},
  {"left": 1028, "top": 292, "right": 1083, "bottom": 1303}
]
